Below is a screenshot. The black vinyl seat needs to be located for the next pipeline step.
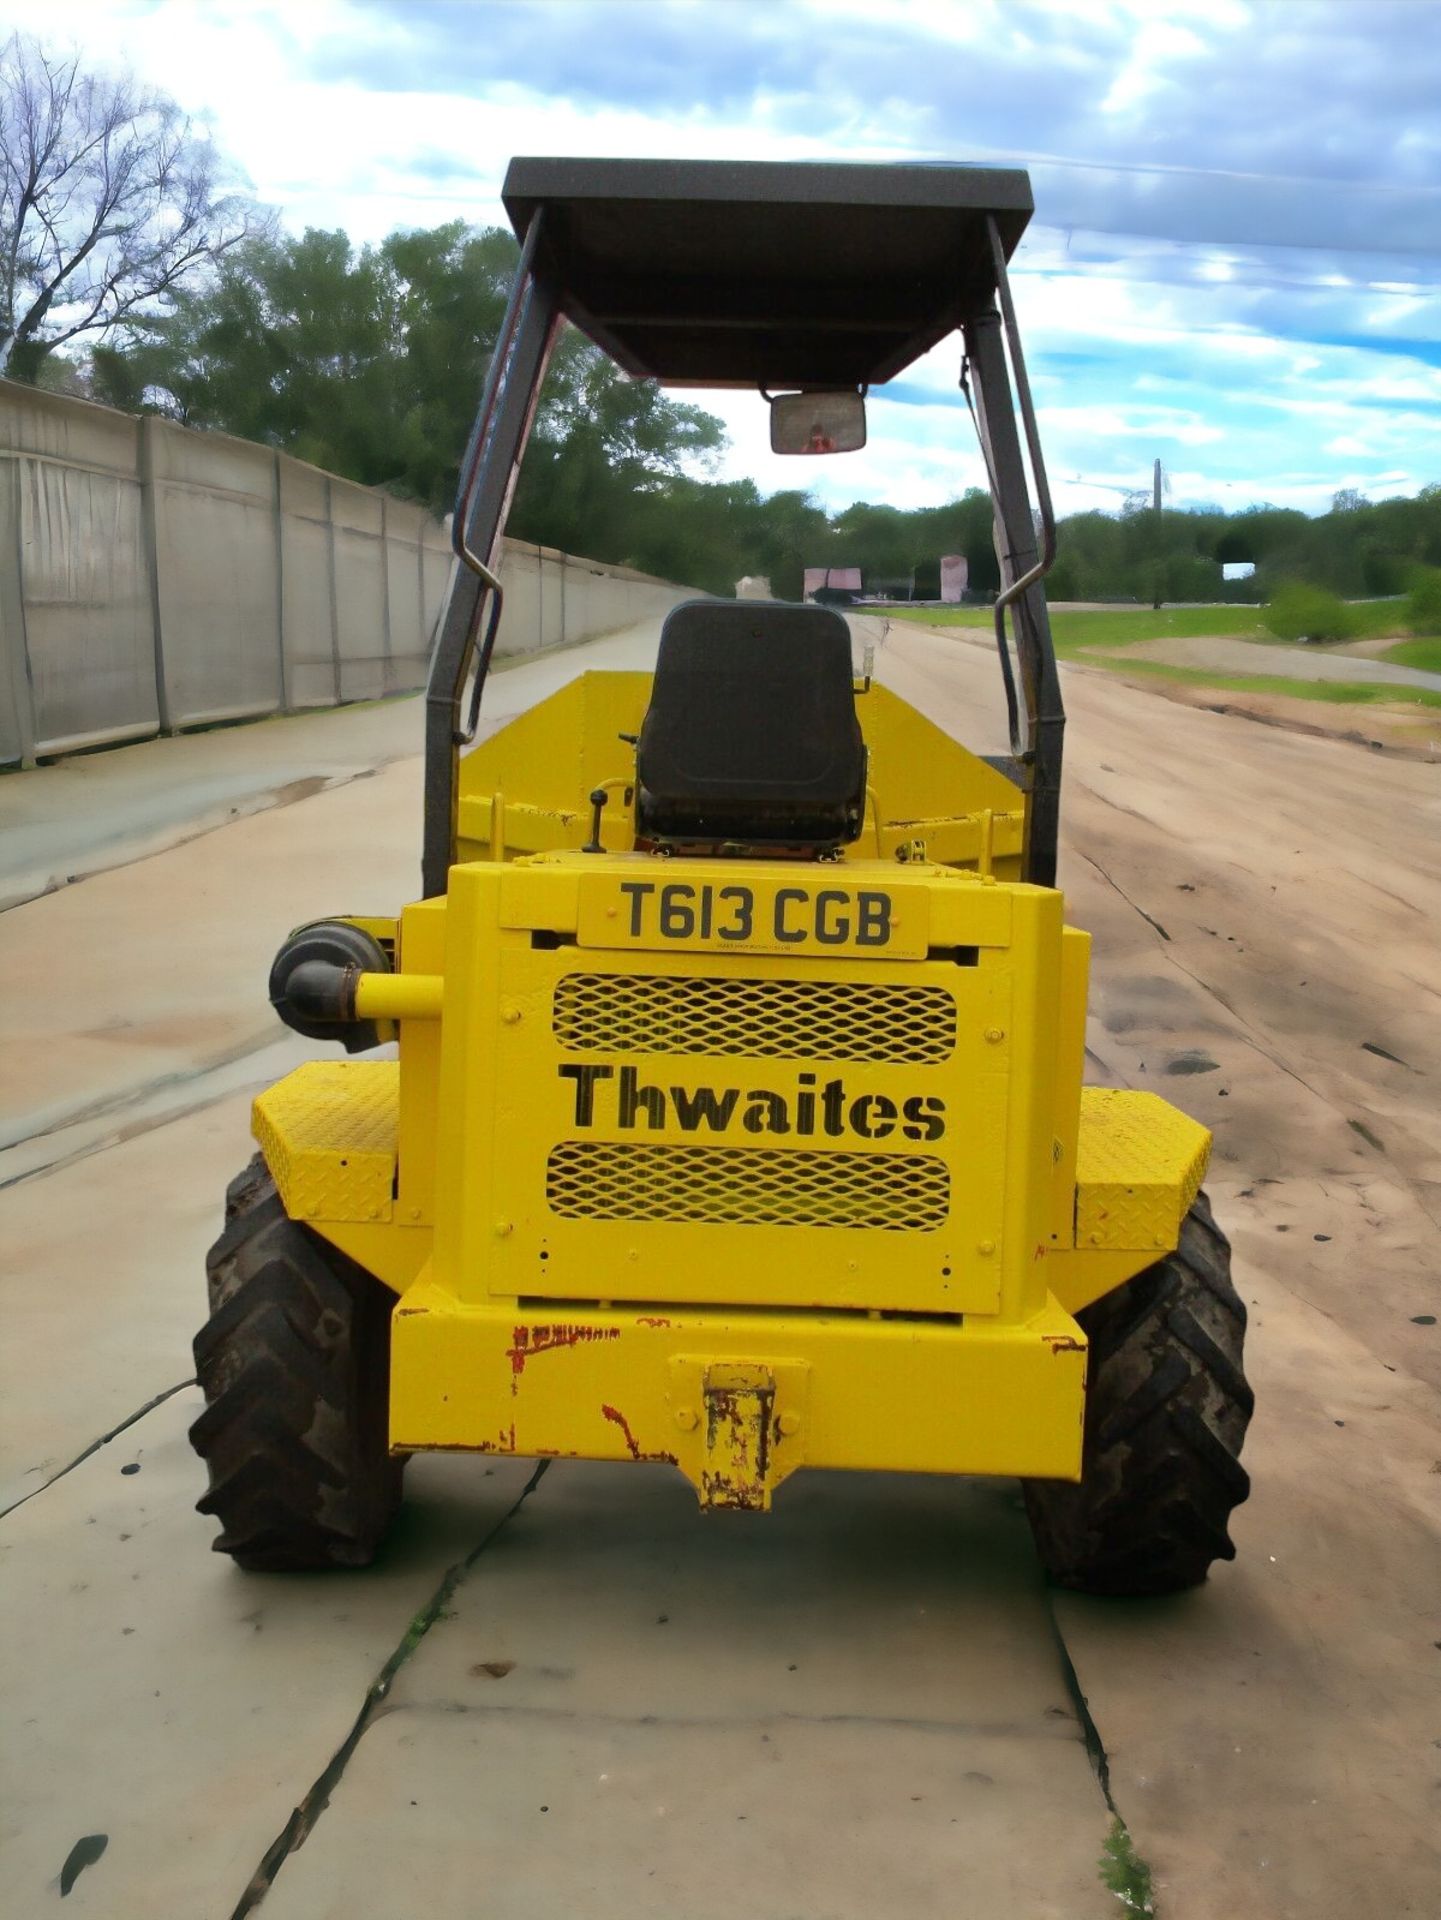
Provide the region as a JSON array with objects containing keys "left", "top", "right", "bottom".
[{"left": 636, "top": 600, "right": 866, "bottom": 847}]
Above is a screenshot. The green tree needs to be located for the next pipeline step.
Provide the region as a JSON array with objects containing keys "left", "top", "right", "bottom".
[
  {"left": 91, "top": 220, "right": 725, "bottom": 536},
  {"left": 1, "top": 33, "right": 261, "bottom": 381},
  {"left": 1263, "top": 581, "right": 1356, "bottom": 643},
  {"left": 1405, "top": 565, "right": 1441, "bottom": 635},
  {"left": 81, "top": 215, "right": 1438, "bottom": 606}
]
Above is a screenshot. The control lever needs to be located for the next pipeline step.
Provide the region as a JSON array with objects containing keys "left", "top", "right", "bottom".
[{"left": 583, "top": 787, "right": 609, "bottom": 853}]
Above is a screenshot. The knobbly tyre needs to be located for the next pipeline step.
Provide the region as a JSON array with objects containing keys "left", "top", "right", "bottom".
[{"left": 190, "top": 158, "right": 1251, "bottom": 1594}]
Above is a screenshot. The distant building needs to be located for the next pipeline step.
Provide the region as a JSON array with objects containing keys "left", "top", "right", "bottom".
[
  {"left": 1222, "top": 561, "right": 1256, "bottom": 582},
  {"left": 940, "top": 554, "right": 969, "bottom": 602},
  {"left": 804, "top": 565, "right": 863, "bottom": 605}
]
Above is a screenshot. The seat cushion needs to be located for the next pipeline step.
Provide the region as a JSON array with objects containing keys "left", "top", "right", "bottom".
[{"left": 636, "top": 600, "right": 866, "bottom": 845}]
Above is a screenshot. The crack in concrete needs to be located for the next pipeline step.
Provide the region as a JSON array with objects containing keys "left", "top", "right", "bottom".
[
  {"left": 0, "top": 1062, "right": 285, "bottom": 1193},
  {"left": 1075, "top": 849, "right": 1171, "bottom": 943},
  {"left": 227, "top": 1459, "right": 550, "bottom": 1920},
  {"left": 0, "top": 1380, "right": 195, "bottom": 1521},
  {"left": 0, "top": 1025, "right": 281, "bottom": 1162},
  {"left": 1043, "top": 1593, "right": 1118, "bottom": 1812},
  {"left": 377, "top": 1697, "right": 1088, "bottom": 1740},
  {"left": 1044, "top": 1592, "right": 1158, "bottom": 1909}
]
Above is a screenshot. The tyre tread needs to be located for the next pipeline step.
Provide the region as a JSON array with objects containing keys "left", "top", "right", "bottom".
[
  {"left": 1025, "top": 1190, "right": 1253, "bottom": 1597},
  {"left": 189, "top": 1161, "right": 403, "bottom": 1572}
]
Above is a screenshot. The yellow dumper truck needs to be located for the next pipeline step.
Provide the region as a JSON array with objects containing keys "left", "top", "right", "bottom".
[{"left": 191, "top": 159, "right": 1251, "bottom": 1595}]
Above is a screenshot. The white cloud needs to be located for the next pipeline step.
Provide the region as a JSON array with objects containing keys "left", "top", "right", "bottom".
[
  {"left": 5, "top": 0, "right": 1434, "bottom": 518},
  {"left": 1100, "top": 18, "right": 1209, "bottom": 115}
]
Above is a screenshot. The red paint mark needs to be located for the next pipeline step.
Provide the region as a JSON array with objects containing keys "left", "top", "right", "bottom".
[
  {"left": 598, "top": 1404, "right": 677, "bottom": 1467},
  {"left": 601, "top": 1402, "right": 643, "bottom": 1460},
  {"left": 636, "top": 1316, "right": 671, "bottom": 1329},
  {"left": 507, "top": 1323, "right": 622, "bottom": 1378},
  {"left": 1034, "top": 1243, "right": 1048, "bottom": 1262}
]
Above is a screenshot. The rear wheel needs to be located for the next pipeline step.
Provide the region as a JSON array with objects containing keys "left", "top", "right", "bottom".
[
  {"left": 1025, "top": 1192, "right": 1252, "bottom": 1597},
  {"left": 190, "top": 1156, "right": 404, "bottom": 1571}
]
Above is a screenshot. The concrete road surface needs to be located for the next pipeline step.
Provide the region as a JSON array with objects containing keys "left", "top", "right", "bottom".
[{"left": 2, "top": 616, "right": 1438, "bottom": 1918}]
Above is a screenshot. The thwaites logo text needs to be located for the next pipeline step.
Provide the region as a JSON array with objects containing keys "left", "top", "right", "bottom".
[{"left": 558, "top": 1064, "right": 946, "bottom": 1143}]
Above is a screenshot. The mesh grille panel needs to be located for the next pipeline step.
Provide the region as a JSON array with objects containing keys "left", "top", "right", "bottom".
[
  {"left": 552, "top": 973, "right": 954, "bottom": 1064},
  {"left": 546, "top": 1141, "right": 948, "bottom": 1231}
]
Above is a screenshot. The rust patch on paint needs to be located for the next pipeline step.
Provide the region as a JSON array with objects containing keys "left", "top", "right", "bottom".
[
  {"left": 601, "top": 1402, "right": 643, "bottom": 1460},
  {"left": 600, "top": 1403, "right": 675, "bottom": 1467},
  {"left": 636, "top": 1315, "right": 672, "bottom": 1328},
  {"left": 1043, "top": 1333, "right": 1086, "bottom": 1356},
  {"left": 700, "top": 1380, "right": 775, "bottom": 1511},
  {"left": 508, "top": 1322, "right": 622, "bottom": 1378}
]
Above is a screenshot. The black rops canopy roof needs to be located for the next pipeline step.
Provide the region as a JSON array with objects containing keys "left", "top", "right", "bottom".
[{"left": 501, "top": 157, "right": 1033, "bottom": 389}]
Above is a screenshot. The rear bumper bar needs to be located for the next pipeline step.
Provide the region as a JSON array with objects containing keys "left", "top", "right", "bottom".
[{"left": 390, "top": 1284, "right": 1087, "bottom": 1507}]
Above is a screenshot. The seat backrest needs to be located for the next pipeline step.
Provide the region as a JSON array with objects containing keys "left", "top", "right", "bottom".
[{"left": 636, "top": 599, "right": 865, "bottom": 846}]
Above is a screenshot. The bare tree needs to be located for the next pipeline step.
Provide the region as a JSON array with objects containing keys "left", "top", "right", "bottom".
[{"left": 0, "top": 34, "right": 264, "bottom": 380}]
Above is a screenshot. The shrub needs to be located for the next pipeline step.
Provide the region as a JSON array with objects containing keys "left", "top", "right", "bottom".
[
  {"left": 1262, "top": 581, "right": 1356, "bottom": 644},
  {"left": 1405, "top": 566, "right": 1441, "bottom": 635}
]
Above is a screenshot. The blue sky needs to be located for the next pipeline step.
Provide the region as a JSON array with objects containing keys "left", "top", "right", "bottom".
[{"left": 23, "top": 0, "right": 1441, "bottom": 516}]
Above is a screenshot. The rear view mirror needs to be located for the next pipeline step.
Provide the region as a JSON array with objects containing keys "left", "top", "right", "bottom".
[{"left": 770, "top": 389, "right": 866, "bottom": 456}]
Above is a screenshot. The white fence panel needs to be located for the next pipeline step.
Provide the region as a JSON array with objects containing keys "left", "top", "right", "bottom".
[{"left": 1, "top": 383, "right": 695, "bottom": 767}]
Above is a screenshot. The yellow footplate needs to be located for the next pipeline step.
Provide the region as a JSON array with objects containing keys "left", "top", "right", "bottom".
[{"left": 253, "top": 1060, "right": 398, "bottom": 1224}]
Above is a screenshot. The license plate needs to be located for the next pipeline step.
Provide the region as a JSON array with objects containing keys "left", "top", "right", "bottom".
[{"left": 577, "top": 874, "right": 929, "bottom": 958}]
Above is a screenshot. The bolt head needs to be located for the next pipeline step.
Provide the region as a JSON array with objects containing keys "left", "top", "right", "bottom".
[
  {"left": 977, "top": 1239, "right": 996, "bottom": 1257},
  {"left": 674, "top": 1408, "right": 698, "bottom": 1431},
  {"left": 778, "top": 1411, "right": 802, "bottom": 1437},
  {"left": 985, "top": 1027, "right": 1005, "bottom": 1044},
  {"left": 494, "top": 1219, "right": 513, "bottom": 1238}
]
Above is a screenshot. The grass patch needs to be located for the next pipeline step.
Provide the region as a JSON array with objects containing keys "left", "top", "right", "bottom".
[
  {"left": 1088, "top": 655, "right": 1441, "bottom": 709},
  {"left": 883, "top": 605, "right": 994, "bottom": 630},
  {"left": 885, "top": 597, "right": 1408, "bottom": 658},
  {"left": 885, "top": 602, "right": 1267, "bottom": 657},
  {"left": 1381, "top": 635, "right": 1441, "bottom": 674},
  {"left": 1330, "top": 597, "right": 1408, "bottom": 641},
  {"left": 1099, "top": 1817, "right": 1156, "bottom": 1915}
]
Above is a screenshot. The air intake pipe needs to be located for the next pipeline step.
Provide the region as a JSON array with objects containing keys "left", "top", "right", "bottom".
[{"left": 269, "top": 921, "right": 443, "bottom": 1052}]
